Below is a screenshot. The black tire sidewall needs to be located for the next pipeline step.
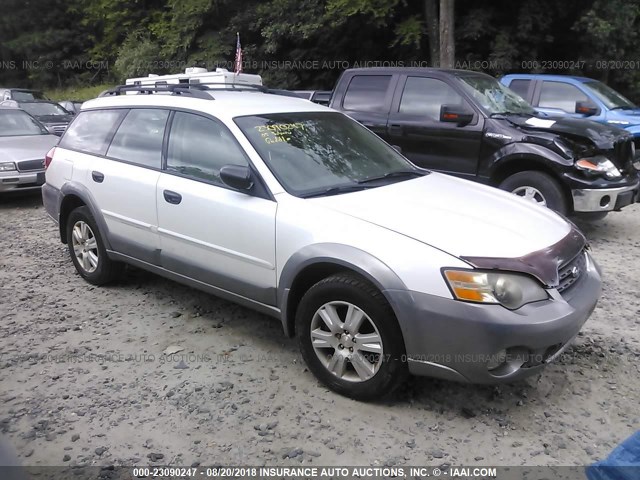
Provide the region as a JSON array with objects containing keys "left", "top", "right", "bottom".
[
  {"left": 296, "top": 275, "right": 407, "bottom": 401},
  {"left": 500, "top": 171, "right": 568, "bottom": 215},
  {"left": 66, "top": 206, "right": 114, "bottom": 285}
]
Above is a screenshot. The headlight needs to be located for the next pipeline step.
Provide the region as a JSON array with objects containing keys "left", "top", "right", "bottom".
[
  {"left": 575, "top": 156, "right": 621, "bottom": 179},
  {"left": 0, "top": 162, "right": 17, "bottom": 172},
  {"left": 443, "top": 269, "right": 549, "bottom": 310}
]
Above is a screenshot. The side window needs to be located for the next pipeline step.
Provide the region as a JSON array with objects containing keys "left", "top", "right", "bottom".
[
  {"left": 59, "top": 109, "right": 126, "bottom": 155},
  {"left": 539, "top": 81, "right": 589, "bottom": 112},
  {"left": 106, "top": 109, "right": 169, "bottom": 169},
  {"left": 166, "top": 112, "right": 248, "bottom": 185},
  {"left": 399, "top": 77, "right": 466, "bottom": 120},
  {"left": 342, "top": 75, "right": 392, "bottom": 112},
  {"left": 508, "top": 79, "right": 531, "bottom": 99}
]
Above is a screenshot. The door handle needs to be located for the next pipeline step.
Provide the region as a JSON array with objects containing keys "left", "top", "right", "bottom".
[
  {"left": 388, "top": 124, "right": 404, "bottom": 135},
  {"left": 91, "top": 171, "right": 104, "bottom": 183},
  {"left": 163, "top": 190, "right": 182, "bottom": 205}
]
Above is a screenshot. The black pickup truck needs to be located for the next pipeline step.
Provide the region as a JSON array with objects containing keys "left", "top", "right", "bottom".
[{"left": 323, "top": 67, "right": 640, "bottom": 217}]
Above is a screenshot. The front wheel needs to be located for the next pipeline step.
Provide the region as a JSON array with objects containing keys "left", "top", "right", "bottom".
[
  {"left": 296, "top": 273, "right": 408, "bottom": 401},
  {"left": 499, "top": 170, "right": 568, "bottom": 215}
]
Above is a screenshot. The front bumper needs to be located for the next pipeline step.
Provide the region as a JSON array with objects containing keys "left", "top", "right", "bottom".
[
  {"left": 0, "top": 170, "right": 46, "bottom": 192},
  {"left": 387, "top": 253, "right": 601, "bottom": 384},
  {"left": 572, "top": 183, "right": 639, "bottom": 212}
]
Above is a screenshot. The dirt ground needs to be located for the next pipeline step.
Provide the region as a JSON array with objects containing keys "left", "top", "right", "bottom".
[{"left": 0, "top": 192, "right": 638, "bottom": 469}]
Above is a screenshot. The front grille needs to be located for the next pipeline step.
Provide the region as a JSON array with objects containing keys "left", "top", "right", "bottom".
[
  {"left": 17, "top": 159, "right": 45, "bottom": 172},
  {"left": 612, "top": 138, "right": 634, "bottom": 173},
  {"left": 557, "top": 251, "right": 587, "bottom": 294},
  {"left": 51, "top": 124, "right": 67, "bottom": 134}
]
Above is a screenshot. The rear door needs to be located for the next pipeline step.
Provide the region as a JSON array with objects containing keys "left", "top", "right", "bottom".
[
  {"left": 156, "top": 111, "right": 277, "bottom": 305},
  {"left": 385, "top": 75, "right": 483, "bottom": 177},
  {"left": 504, "top": 78, "right": 535, "bottom": 103},
  {"left": 332, "top": 73, "right": 397, "bottom": 137},
  {"left": 58, "top": 108, "right": 167, "bottom": 264}
]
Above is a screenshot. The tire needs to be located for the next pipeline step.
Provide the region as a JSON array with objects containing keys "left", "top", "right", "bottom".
[
  {"left": 66, "top": 206, "right": 123, "bottom": 285},
  {"left": 296, "top": 273, "right": 408, "bottom": 401},
  {"left": 499, "top": 170, "right": 568, "bottom": 215}
]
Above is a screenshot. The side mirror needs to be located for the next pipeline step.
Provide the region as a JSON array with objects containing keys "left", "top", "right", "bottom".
[
  {"left": 440, "top": 104, "right": 474, "bottom": 125},
  {"left": 575, "top": 101, "right": 599, "bottom": 116},
  {"left": 220, "top": 165, "right": 253, "bottom": 191}
]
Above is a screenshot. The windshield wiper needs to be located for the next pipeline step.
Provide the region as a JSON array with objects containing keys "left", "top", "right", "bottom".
[
  {"left": 356, "top": 170, "right": 425, "bottom": 185},
  {"left": 302, "top": 184, "right": 369, "bottom": 198},
  {"left": 610, "top": 106, "right": 635, "bottom": 111}
]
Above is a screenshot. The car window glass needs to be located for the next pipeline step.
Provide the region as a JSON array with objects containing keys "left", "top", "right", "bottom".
[
  {"left": 107, "top": 109, "right": 169, "bottom": 169},
  {"left": 508, "top": 79, "right": 531, "bottom": 99},
  {"left": 166, "top": 112, "right": 248, "bottom": 184},
  {"left": 343, "top": 75, "right": 391, "bottom": 112},
  {"left": 235, "top": 112, "right": 416, "bottom": 197},
  {"left": 539, "top": 82, "right": 589, "bottom": 112},
  {"left": 59, "top": 109, "right": 126, "bottom": 155},
  {"left": 0, "top": 110, "right": 47, "bottom": 136},
  {"left": 399, "top": 77, "right": 466, "bottom": 119}
]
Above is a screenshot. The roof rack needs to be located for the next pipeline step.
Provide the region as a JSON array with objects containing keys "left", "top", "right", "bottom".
[
  {"left": 99, "top": 84, "right": 214, "bottom": 100},
  {"left": 100, "top": 82, "right": 304, "bottom": 100},
  {"left": 190, "top": 82, "right": 304, "bottom": 98}
]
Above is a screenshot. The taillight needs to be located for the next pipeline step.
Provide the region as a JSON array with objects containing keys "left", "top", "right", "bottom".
[{"left": 44, "top": 147, "right": 56, "bottom": 169}]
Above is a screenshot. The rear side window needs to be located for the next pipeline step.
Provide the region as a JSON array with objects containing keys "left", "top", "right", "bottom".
[
  {"left": 166, "top": 112, "right": 248, "bottom": 185},
  {"left": 399, "top": 76, "right": 465, "bottom": 119},
  {"left": 59, "top": 110, "right": 126, "bottom": 155},
  {"left": 539, "top": 81, "right": 589, "bottom": 112},
  {"left": 107, "top": 108, "right": 170, "bottom": 169},
  {"left": 343, "top": 75, "right": 391, "bottom": 112},
  {"left": 507, "top": 79, "right": 531, "bottom": 99}
]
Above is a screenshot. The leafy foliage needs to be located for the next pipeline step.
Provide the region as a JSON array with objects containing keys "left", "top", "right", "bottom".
[{"left": 3, "top": 0, "right": 640, "bottom": 100}]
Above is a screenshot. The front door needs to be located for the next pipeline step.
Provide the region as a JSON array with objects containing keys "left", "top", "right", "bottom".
[
  {"left": 386, "top": 76, "right": 483, "bottom": 179},
  {"left": 156, "top": 111, "right": 277, "bottom": 305}
]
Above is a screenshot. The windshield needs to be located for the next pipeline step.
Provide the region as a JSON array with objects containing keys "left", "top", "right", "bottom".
[
  {"left": 583, "top": 81, "right": 636, "bottom": 110},
  {"left": 235, "top": 112, "right": 420, "bottom": 197},
  {"left": 20, "top": 102, "right": 69, "bottom": 116},
  {"left": 11, "top": 90, "right": 48, "bottom": 101},
  {"left": 457, "top": 74, "right": 536, "bottom": 116},
  {"left": 0, "top": 110, "right": 48, "bottom": 136}
]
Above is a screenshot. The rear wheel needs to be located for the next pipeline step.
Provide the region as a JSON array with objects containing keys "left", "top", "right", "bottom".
[
  {"left": 66, "top": 206, "right": 123, "bottom": 285},
  {"left": 499, "top": 170, "right": 568, "bottom": 215},
  {"left": 296, "top": 273, "right": 407, "bottom": 401}
]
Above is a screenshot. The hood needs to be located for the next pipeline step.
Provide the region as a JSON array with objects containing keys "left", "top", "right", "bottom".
[
  {"left": 309, "top": 173, "right": 572, "bottom": 260},
  {"left": 35, "top": 114, "right": 73, "bottom": 124},
  {"left": 607, "top": 109, "right": 640, "bottom": 127},
  {"left": 506, "top": 114, "right": 630, "bottom": 150},
  {"left": 0, "top": 135, "right": 59, "bottom": 162}
]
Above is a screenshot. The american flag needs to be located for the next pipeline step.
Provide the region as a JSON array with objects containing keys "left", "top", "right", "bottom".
[{"left": 234, "top": 33, "right": 243, "bottom": 74}]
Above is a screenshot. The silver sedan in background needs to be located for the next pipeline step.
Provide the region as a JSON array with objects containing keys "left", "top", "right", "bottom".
[{"left": 0, "top": 107, "right": 59, "bottom": 193}]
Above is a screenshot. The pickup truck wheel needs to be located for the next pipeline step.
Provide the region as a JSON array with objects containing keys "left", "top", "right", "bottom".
[
  {"left": 499, "top": 171, "right": 568, "bottom": 215},
  {"left": 66, "top": 206, "right": 123, "bottom": 285},
  {"left": 296, "top": 273, "right": 407, "bottom": 401}
]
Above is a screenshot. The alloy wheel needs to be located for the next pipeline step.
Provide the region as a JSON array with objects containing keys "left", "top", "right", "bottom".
[
  {"left": 71, "top": 220, "right": 99, "bottom": 273},
  {"left": 512, "top": 186, "right": 547, "bottom": 206},
  {"left": 309, "top": 301, "right": 384, "bottom": 382}
]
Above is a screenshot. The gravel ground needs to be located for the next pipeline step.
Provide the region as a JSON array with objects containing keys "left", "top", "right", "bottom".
[{"left": 1, "top": 192, "right": 639, "bottom": 469}]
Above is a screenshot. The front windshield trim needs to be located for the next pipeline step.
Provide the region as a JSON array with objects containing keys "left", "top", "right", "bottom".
[{"left": 234, "top": 111, "right": 421, "bottom": 198}]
